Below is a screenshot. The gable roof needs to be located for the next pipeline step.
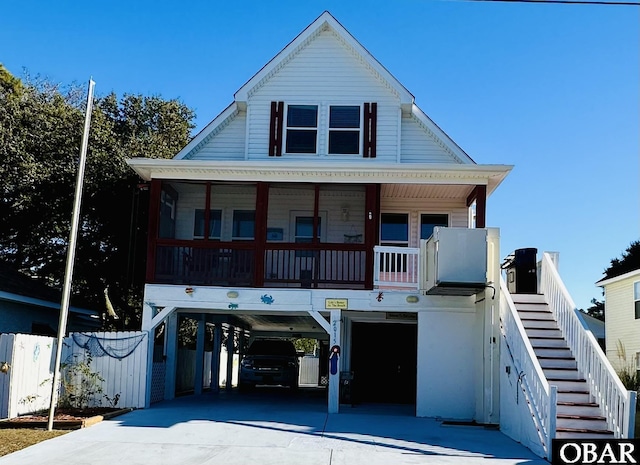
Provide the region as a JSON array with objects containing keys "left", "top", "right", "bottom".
[
  {"left": 234, "top": 11, "right": 414, "bottom": 106},
  {"left": 596, "top": 268, "right": 640, "bottom": 287}
]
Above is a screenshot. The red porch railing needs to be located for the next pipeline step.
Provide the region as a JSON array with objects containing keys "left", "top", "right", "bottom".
[{"left": 152, "top": 240, "right": 367, "bottom": 289}]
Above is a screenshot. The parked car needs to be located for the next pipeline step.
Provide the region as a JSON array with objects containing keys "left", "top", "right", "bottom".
[{"left": 239, "top": 339, "right": 299, "bottom": 390}]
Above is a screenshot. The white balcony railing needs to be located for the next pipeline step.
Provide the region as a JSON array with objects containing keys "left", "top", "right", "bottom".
[
  {"left": 373, "top": 246, "right": 420, "bottom": 289},
  {"left": 500, "top": 277, "right": 556, "bottom": 459},
  {"left": 539, "top": 252, "right": 637, "bottom": 438}
]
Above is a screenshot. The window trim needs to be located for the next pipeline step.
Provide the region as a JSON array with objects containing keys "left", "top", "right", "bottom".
[
  {"left": 284, "top": 104, "right": 319, "bottom": 155},
  {"left": 634, "top": 281, "right": 640, "bottom": 319},
  {"left": 328, "top": 104, "right": 363, "bottom": 156}
]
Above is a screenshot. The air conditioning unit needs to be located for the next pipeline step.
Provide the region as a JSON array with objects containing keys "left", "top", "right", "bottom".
[{"left": 421, "top": 227, "right": 488, "bottom": 296}]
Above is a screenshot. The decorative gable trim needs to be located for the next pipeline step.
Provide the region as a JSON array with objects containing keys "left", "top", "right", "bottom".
[
  {"left": 410, "top": 105, "right": 475, "bottom": 165},
  {"left": 234, "top": 11, "right": 414, "bottom": 106},
  {"left": 174, "top": 103, "right": 240, "bottom": 160}
]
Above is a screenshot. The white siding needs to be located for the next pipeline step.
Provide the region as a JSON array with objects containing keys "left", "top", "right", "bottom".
[
  {"left": 604, "top": 277, "right": 640, "bottom": 372},
  {"left": 247, "top": 28, "right": 400, "bottom": 162},
  {"left": 400, "top": 114, "right": 461, "bottom": 164},
  {"left": 188, "top": 111, "right": 247, "bottom": 161}
]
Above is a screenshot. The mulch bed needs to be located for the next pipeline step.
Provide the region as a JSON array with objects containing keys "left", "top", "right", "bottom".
[{"left": 0, "top": 407, "right": 133, "bottom": 430}]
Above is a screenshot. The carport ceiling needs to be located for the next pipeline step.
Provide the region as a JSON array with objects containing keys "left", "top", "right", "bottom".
[{"left": 185, "top": 310, "right": 327, "bottom": 336}]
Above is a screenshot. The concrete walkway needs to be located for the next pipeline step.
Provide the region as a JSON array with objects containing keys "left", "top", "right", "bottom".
[{"left": 0, "top": 389, "right": 548, "bottom": 465}]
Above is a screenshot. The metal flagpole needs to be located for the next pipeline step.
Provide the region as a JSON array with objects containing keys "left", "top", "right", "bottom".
[{"left": 47, "top": 78, "right": 95, "bottom": 431}]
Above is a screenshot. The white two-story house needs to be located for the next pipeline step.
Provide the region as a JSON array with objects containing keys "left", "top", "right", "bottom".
[{"left": 127, "top": 11, "right": 635, "bottom": 459}]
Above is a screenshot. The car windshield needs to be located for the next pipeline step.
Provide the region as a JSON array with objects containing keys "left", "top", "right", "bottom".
[{"left": 247, "top": 340, "right": 296, "bottom": 356}]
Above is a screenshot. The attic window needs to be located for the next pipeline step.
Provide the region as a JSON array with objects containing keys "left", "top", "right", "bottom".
[
  {"left": 329, "top": 105, "right": 361, "bottom": 155},
  {"left": 286, "top": 105, "right": 318, "bottom": 154}
]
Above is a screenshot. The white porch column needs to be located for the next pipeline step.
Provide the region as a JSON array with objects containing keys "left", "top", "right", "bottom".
[
  {"left": 143, "top": 301, "right": 155, "bottom": 408},
  {"left": 328, "top": 309, "right": 341, "bottom": 414},
  {"left": 194, "top": 315, "right": 205, "bottom": 395},
  {"left": 226, "top": 326, "right": 235, "bottom": 390},
  {"left": 210, "top": 324, "right": 222, "bottom": 392},
  {"left": 164, "top": 311, "right": 179, "bottom": 401},
  {"left": 236, "top": 329, "right": 246, "bottom": 385}
]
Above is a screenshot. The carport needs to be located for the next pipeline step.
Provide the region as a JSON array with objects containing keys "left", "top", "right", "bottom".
[{"left": 141, "top": 288, "right": 345, "bottom": 413}]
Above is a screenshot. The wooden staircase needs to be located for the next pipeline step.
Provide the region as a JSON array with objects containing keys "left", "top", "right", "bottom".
[{"left": 512, "top": 293, "right": 614, "bottom": 439}]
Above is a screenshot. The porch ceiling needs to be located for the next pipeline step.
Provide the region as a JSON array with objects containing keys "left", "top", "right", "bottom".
[
  {"left": 126, "top": 159, "right": 512, "bottom": 196},
  {"left": 184, "top": 309, "right": 327, "bottom": 337},
  {"left": 381, "top": 183, "right": 474, "bottom": 200}
]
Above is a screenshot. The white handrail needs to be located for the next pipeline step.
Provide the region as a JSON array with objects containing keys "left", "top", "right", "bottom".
[
  {"left": 539, "top": 252, "right": 637, "bottom": 438},
  {"left": 373, "top": 246, "right": 420, "bottom": 288},
  {"left": 500, "top": 277, "right": 556, "bottom": 459}
]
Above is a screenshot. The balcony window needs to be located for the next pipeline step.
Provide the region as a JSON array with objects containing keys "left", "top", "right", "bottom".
[
  {"left": 232, "top": 210, "right": 255, "bottom": 240},
  {"left": 420, "top": 214, "right": 449, "bottom": 240},
  {"left": 193, "top": 209, "right": 221, "bottom": 239},
  {"left": 380, "top": 213, "right": 408, "bottom": 247},
  {"left": 286, "top": 105, "right": 318, "bottom": 154},
  {"left": 329, "top": 105, "right": 360, "bottom": 155}
]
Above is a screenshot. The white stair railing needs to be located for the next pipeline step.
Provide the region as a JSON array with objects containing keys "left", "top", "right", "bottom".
[
  {"left": 539, "top": 252, "right": 637, "bottom": 438},
  {"left": 373, "top": 246, "right": 420, "bottom": 288},
  {"left": 500, "top": 277, "right": 556, "bottom": 459}
]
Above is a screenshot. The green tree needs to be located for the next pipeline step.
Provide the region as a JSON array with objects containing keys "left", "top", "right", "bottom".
[{"left": 0, "top": 65, "right": 195, "bottom": 329}]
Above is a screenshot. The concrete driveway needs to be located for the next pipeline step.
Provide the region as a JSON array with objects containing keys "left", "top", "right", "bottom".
[{"left": 0, "top": 388, "right": 547, "bottom": 465}]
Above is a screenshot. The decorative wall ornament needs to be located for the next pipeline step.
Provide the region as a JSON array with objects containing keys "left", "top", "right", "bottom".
[
  {"left": 261, "top": 294, "right": 275, "bottom": 305},
  {"left": 228, "top": 303, "right": 239, "bottom": 310}
]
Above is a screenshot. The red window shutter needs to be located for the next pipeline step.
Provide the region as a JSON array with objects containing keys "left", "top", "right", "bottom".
[
  {"left": 363, "top": 102, "right": 377, "bottom": 158},
  {"left": 268, "top": 101, "right": 284, "bottom": 156}
]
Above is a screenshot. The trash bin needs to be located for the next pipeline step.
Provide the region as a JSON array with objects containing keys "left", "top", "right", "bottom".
[
  {"left": 340, "top": 371, "right": 354, "bottom": 405},
  {"left": 502, "top": 248, "right": 537, "bottom": 294}
]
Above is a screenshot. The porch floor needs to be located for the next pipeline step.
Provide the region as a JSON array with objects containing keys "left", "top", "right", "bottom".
[{"left": 2, "top": 390, "right": 547, "bottom": 465}]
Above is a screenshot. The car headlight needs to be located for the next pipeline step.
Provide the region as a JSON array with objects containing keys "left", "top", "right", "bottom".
[
  {"left": 241, "top": 359, "right": 254, "bottom": 368},
  {"left": 287, "top": 361, "right": 297, "bottom": 367}
]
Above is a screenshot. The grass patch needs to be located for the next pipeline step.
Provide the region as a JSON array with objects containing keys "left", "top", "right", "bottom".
[{"left": 0, "top": 429, "right": 67, "bottom": 457}]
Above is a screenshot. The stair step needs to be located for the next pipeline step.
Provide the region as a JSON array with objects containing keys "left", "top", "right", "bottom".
[
  {"left": 540, "top": 358, "right": 577, "bottom": 369},
  {"left": 550, "top": 380, "right": 589, "bottom": 392},
  {"left": 517, "top": 311, "right": 555, "bottom": 320},
  {"left": 529, "top": 338, "right": 568, "bottom": 348},
  {"left": 516, "top": 303, "right": 551, "bottom": 312},
  {"left": 557, "top": 417, "right": 610, "bottom": 431},
  {"left": 557, "top": 403, "right": 603, "bottom": 417},
  {"left": 556, "top": 430, "right": 614, "bottom": 439},
  {"left": 520, "top": 319, "right": 559, "bottom": 329},
  {"left": 557, "top": 392, "right": 591, "bottom": 404},
  {"left": 525, "top": 328, "right": 563, "bottom": 338},
  {"left": 511, "top": 294, "right": 546, "bottom": 303},
  {"left": 543, "top": 369, "right": 583, "bottom": 380},
  {"left": 535, "top": 347, "right": 573, "bottom": 358}
]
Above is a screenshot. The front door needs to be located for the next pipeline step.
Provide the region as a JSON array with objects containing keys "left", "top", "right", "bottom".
[{"left": 350, "top": 322, "right": 417, "bottom": 404}]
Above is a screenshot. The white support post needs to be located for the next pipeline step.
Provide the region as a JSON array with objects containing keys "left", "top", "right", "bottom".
[
  {"left": 194, "top": 315, "right": 205, "bottom": 395},
  {"left": 164, "top": 311, "right": 178, "bottom": 401},
  {"left": 210, "top": 325, "right": 222, "bottom": 392},
  {"left": 143, "top": 302, "right": 155, "bottom": 408},
  {"left": 226, "top": 326, "right": 235, "bottom": 390},
  {"left": 237, "top": 329, "right": 246, "bottom": 386},
  {"left": 328, "top": 309, "right": 341, "bottom": 414}
]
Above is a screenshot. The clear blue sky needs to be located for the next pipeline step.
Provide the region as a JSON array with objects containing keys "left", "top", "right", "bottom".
[{"left": 1, "top": 0, "right": 638, "bottom": 310}]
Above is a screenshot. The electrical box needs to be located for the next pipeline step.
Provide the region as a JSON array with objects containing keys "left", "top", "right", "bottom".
[{"left": 421, "top": 227, "right": 488, "bottom": 296}]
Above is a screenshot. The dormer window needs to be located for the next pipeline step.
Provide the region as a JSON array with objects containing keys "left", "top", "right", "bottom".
[
  {"left": 329, "top": 105, "right": 361, "bottom": 155},
  {"left": 271, "top": 101, "right": 376, "bottom": 157},
  {"left": 285, "top": 105, "right": 318, "bottom": 154}
]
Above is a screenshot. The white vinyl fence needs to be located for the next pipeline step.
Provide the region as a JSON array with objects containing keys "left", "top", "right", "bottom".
[{"left": 0, "top": 331, "right": 148, "bottom": 419}]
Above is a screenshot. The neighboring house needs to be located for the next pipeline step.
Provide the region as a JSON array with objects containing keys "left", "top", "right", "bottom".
[
  {"left": 596, "top": 269, "right": 640, "bottom": 374},
  {"left": 127, "top": 11, "right": 635, "bottom": 459},
  {"left": 0, "top": 262, "right": 100, "bottom": 335}
]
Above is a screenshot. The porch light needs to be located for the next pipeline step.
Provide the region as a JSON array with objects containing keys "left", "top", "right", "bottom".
[
  {"left": 406, "top": 295, "right": 419, "bottom": 303},
  {"left": 227, "top": 291, "right": 239, "bottom": 299}
]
